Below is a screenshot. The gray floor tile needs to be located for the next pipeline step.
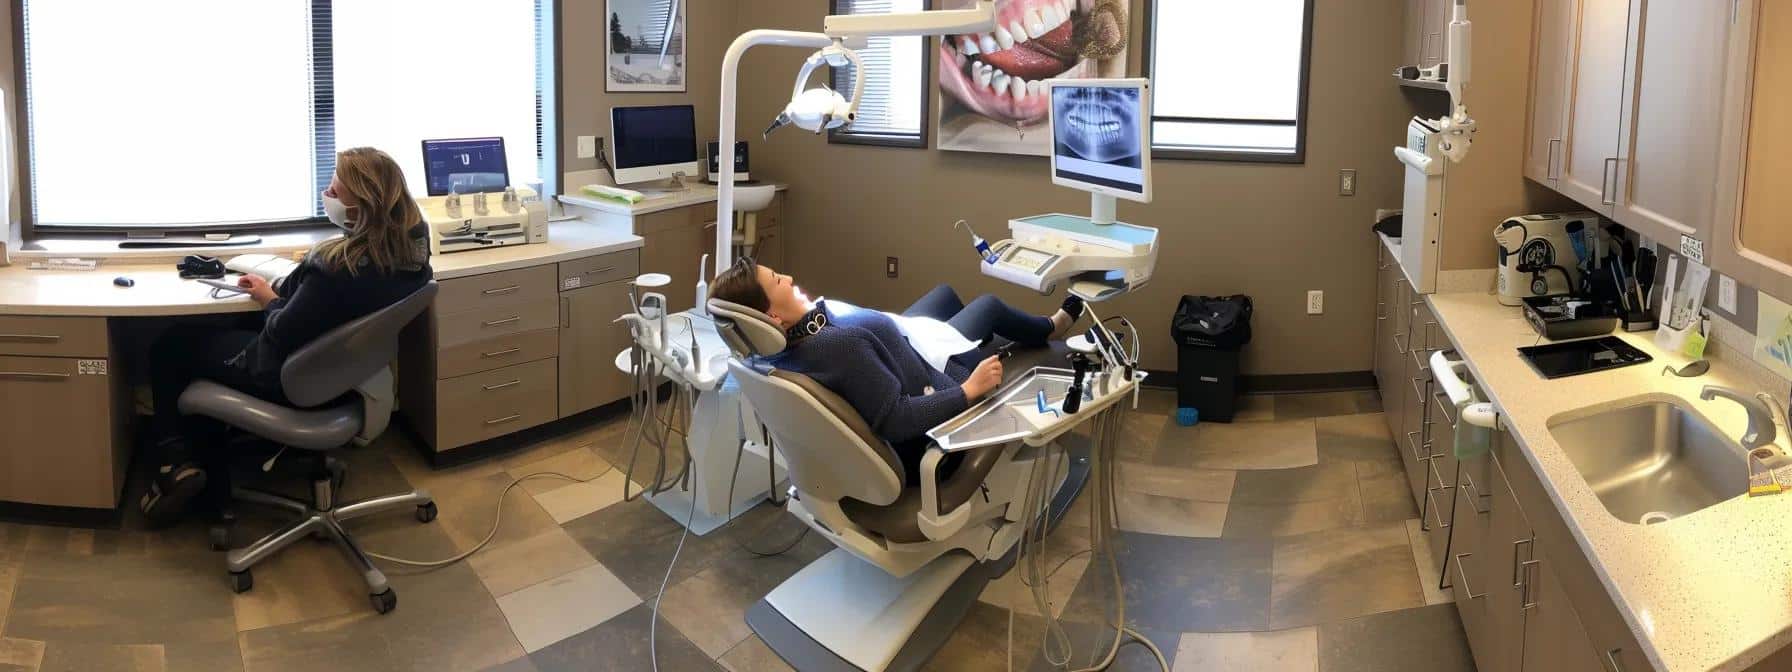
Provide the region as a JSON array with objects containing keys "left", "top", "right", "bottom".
[
  {"left": 1173, "top": 628, "right": 1317, "bottom": 672},
  {"left": 925, "top": 601, "right": 1045, "bottom": 672},
  {"left": 1315, "top": 413, "right": 1399, "bottom": 464},
  {"left": 1065, "top": 532, "right": 1273, "bottom": 633},
  {"left": 1156, "top": 419, "right": 1318, "bottom": 471},
  {"left": 238, "top": 613, "right": 397, "bottom": 672},
  {"left": 1221, "top": 497, "right": 1366, "bottom": 539},
  {"left": 1357, "top": 458, "right": 1420, "bottom": 524},
  {"left": 655, "top": 544, "right": 813, "bottom": 658},
  {"left": 1230, "top": 463, "right": 1359, "bottom": 504},
  {"left": 35, "top": 642, "right": 163, "bottom": 672},
  {"left": 562, "top": 499, "right": 820, "bottom": 599},
  {"left": 371, "top": 562, "right": 526, "bottom": 672},
  {"left": 4, "top": 550, "right": 237, "bottom": 647},
  {"left": 495, "top": 563, "right": 639, "bottom": 653},
  {"left": 525, "top": 603, "right": 718, "bottom": 672},
  {"left": 1274, "top": 392, "right": 1370, "bottom": 421},
  {"left": 1317, "top": 603, "right": 1475, "bottom": 672},
  {"left": 0, "top": 637, "right": 44, "bottom": 672},
  {"left": 719, "top": 635, "right": 795, "bottom": 672},
  {"left": 1023, "top": 621, "right": 1180, "bottom": 672},
  {"left": 1270, "top": 522, "right": 1425, "bottom": 630}
]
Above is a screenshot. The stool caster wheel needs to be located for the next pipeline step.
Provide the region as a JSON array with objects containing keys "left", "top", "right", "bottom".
[
  {"left": 416, "top": 502, "right": 438, "bottom": 523},
  {"left": 230, "top": 570, "right": 253, "bottom": 594},
  {"left": 370, "top": 589, "right": 397, "bottom": 614},
  {"left": 208, "top": 525, "right": 230, "bottom": 552}
]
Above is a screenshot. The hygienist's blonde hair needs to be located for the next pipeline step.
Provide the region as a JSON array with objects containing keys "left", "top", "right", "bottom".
[{"left": 313, "top": 147, "right": 427, "bottom": 275}]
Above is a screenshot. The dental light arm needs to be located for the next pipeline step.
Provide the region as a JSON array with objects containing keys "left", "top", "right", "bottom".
[
  {"left": 715, "top": 2, "right": 995, "bottom": 270},
  {"left": 1437, "top": 0, "right": 1476, "bottom": 163}
]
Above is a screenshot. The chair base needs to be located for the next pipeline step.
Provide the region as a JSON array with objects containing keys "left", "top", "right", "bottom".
[{"left": 222, "top": 462, "right": 433, "bottom": 614}]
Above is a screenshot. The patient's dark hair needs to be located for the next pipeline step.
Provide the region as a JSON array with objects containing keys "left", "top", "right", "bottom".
[{"left": 710, "top": 257, "right": 770, "bottom": 312}]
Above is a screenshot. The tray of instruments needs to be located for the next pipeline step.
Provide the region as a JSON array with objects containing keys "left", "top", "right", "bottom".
[{"left": 926, "top": 366, "right": 1145, "bottom": 453}]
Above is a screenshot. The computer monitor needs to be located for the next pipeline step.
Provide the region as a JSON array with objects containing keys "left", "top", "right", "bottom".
[
  {"left": 1048, "top": 79, "right": 1152, "bottom": 205},
  {"left": 610, "top": 105, "right": 700, "bottom": 186},
  {"left": 421, "top": 137, "right": 510, "bottom": 197}
]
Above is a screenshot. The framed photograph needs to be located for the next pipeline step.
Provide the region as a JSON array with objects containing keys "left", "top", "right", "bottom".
[
  {"left": 607, "top": 0, "right": 686, "bottom": 92},
  {"left": 937, "top": 0, "right": 1129, "bottom": 155}
]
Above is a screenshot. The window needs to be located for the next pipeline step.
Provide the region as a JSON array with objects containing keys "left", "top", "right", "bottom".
[
  {"left": 18, "top": 0, "right": 555, "bottom": 231},
  {"left": 828, "top": 0, "right": 929, "bottom": 148},
  {"left": 1147, "top": 0, "right": 1314, "bottom": 162}
]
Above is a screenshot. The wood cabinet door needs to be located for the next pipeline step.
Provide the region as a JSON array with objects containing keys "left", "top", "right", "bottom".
[
  {"left": 1449, "top": 457, "right": 1495, "bottom": 672},
  {"left": 558, "top": 281, "right": 637, "bottom": 418},
  {"left": 1710, "top": 0, "right": 1792, "bottom": 303},
  {"left": 1482, "top": 455, "right": 1532, "bottom": 672},
  {"left": 638, "top": 207, "right": 705, "bottom": 316},
  {"left": 1557, "top": 0, "right": 1631, "bottom": 215},
  {"left": 0, "top": 356, "right": 123, "bottom": 508},
  {"left": 1526, "top": 0, "right": 1576, "bottom": 185},
  {"left": 1611, "top": 0, "right": 1737, "bottom": 244},
  {"left": 1520, "top": 551, "right": 1608, "bottom": 672},
  {"left": 1424, "top": 0, "right": 1452, "bottom": 67},
  {"left": 1406, "top": 0, "right": 1429, "bottom": 66}
]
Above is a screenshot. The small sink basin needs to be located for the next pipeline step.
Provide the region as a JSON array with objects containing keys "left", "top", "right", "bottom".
[{"left": 1547, "top": 397, "right": 1748, "bottom": 525}]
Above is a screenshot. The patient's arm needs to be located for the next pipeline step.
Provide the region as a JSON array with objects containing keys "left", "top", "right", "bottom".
[{"left": 827, "top": 334, "right": 969, "bottom": 443}]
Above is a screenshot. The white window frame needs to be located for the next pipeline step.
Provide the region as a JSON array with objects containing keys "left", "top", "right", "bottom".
[
  {"left": 827, "top": 0, "right": 931, "bottom": 149},
  {"left": 1145, "top": 0, "right": 1315, "bottom": 163}
]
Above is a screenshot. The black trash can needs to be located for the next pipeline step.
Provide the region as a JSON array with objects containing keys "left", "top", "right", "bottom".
[{"left": 1171, "top": 295, "right": 1253, "bottom": 424}]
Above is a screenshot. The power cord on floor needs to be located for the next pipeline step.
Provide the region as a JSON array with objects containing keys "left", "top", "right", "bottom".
[
  {"left": 651, "top": 456, "right": 700, "bottom": 672},
  {"left": 363, "top": 467, "right": 615, "bottom": 568}
]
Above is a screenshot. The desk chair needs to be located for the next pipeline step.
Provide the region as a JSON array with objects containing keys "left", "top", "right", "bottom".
[{"left": 177, "top": 282, "right": 438, "bottom": 614}]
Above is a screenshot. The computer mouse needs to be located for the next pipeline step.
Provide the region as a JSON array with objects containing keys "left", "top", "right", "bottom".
[{"left": 113, "top": 276, "right": 134, "bottom": 287}]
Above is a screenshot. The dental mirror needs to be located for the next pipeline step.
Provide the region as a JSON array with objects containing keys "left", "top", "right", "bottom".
[{"left": 1661, "top": 360, "right": 1710, "bottom": 378}]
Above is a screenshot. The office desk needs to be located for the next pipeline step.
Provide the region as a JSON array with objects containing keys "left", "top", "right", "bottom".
[{"left": 0, "top": 218, "right": 642, "bottom": 513}]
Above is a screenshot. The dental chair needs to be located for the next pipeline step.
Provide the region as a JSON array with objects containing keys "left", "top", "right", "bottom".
[{"left": 706, "top": 298, "right": 1087, "bottom": 671}]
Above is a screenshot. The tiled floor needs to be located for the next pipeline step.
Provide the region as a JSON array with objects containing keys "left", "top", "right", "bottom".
[{"left": 0, "top": 389, "right": 1473, "bottom": 671}]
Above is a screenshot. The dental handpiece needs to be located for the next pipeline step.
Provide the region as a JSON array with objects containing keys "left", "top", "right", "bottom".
[{"left": 1064, "top": 354, "right": 1090, "bottom": 414}]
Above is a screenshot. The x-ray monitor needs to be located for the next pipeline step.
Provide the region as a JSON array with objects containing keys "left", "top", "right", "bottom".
[{"left": 1048, "top": 79, "right": 1152, "bottom": 203}]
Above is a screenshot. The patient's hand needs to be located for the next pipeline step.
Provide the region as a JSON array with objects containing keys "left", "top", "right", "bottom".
[{"left": 962, "top": 355, "right": 1004, "bottom": 400}]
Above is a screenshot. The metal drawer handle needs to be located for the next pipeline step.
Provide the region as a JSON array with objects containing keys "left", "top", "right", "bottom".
[
  {"left": 1612, "top": 157, "right": 1627, "bottom": 205},
  {"left": 580, "top": 266, "right": 617, "bottom": 276},
  {"left": 1512, "top": 537, "right": 1534, "bottom": 586},
  {"left": 1433, "top": 390, "right": 1459, "bottom": 427},
  {"left": 484, "top": 414, "right": 522, "bottom": 426},
  {"left": 1460, "top": 472, "right": 1488, "bottom": 515},
  {"left": 1547, "top": 138, "right": 1562, "bottom": 180},
  {"left": 1605, "top": 649, "right": 1627, "bottom": 672},
  {"left": 481, "top": 347, "right": 522, "bottom": 358},
  {"left": 1520, "top": 559, "right": 1541, "bottom": 612},
  {"left": 482, "top": 379, "right": 522, "bottom": 391},
  {"left": 0, "top": 334, "right": 61, "bottom": 342},
  {"left": 482, "top": 285, "right": 521, "bottom": 295},
  {"left": 0, "top": 371, "right": 71, "bottom": 380},
  {"left": 1392, "top": 332, "right": 1409, "bottom": 354},
  {"left": 1406, "top": 431, "right": 1432, "bottom": 462},
  {"left": 1426, "top": 486, "right": 1453, "bottom": 530},
  {"left": 482, "top": 316, "right": 522, "bottom": 327},
  {"left": 1454, "top": 553, "right": 1486, "bottom": 599}
]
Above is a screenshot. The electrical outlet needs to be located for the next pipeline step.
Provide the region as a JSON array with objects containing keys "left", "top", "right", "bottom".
[
  {"left": 577, "top": 135, "right": 597, "bottom": 159},
  {"left": 1338, "top": 169, "right": 1356, "bottom": 196},
  {"left": 1719, "top": 273, "right": 1738, "bottom": 314},
  {"left": 886, "top": 257, "right": 899, "bottom": 278},
  {"left": 1307, "top": 290, "right": 1324, "bottom": 315}
]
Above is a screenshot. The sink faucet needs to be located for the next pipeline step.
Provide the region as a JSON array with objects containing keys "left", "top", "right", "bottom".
[{"left": 1699, "top": 386, "right": 1785, "bottom": 452}]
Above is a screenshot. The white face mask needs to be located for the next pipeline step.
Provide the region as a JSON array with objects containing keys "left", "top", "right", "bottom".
[{"left": 321, "top": 192, "right": 354, "bottom": 231}]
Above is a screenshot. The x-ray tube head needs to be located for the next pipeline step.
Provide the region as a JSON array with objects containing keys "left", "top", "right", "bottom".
[{"left": 1047, "top": 78, "right": 1152, "bottom": 204}]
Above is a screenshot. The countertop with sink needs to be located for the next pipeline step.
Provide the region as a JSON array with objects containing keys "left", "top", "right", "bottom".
[{"left": 1428, "top": 291, "right": 1792, "bottom": 671}]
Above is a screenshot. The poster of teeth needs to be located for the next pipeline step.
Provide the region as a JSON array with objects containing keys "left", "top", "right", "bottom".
[
  {"left": 938, "top": 0, "right": 1129, "bottom": 156},
  {"left": 607, "top": 0, "right": 686, "bottom": 92}
]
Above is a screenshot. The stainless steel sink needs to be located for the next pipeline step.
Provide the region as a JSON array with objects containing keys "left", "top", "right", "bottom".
[{"left": 1548, "top": 398, "right": 1748, "bottom": 525}]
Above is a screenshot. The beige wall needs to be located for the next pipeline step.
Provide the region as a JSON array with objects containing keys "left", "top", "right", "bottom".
[
  {"left": 731, "top": 0, "right": 1410, "bottom": 375},
  {"left": 559, "top": 0, "right": 739, "bottom": 177}
]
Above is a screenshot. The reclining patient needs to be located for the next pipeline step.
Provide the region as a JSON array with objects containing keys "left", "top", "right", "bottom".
[{"left": 709, "top": 258, "right": 1082, "bottom": 479}]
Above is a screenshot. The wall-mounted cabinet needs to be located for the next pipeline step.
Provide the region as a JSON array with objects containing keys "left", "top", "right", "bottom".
[
  {"left": 1528, "top": 0, "right": 1739, "bottom": 247},
  {"left": 1713, "top": 0, "right": 1792, "bottom": 303},
  {"left": 1404, "top": 0, "right": 1453, "bottom": 69}
]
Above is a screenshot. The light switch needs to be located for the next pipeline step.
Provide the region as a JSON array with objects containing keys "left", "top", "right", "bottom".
[
  {"left": 1719, "top": 274, "right": 1738, "bottom": 314},
  {"left": 577, "top": 135, "right": 597, "bottom": 159}
]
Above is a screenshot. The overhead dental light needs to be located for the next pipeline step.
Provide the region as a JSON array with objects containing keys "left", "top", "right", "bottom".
[
  {"left": 714, "top": 2, "right": 996, "bottom": 270},
  {"left": 764, "top": 40, "right": 865, "bottom": 138}
]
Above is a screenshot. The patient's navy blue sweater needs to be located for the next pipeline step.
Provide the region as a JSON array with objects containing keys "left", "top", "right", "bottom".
[{"left": 761, "top": 302, "right": 970, "bottom": 449}]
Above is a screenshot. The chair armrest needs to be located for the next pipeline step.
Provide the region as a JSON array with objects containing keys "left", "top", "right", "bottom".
[{"left": 916, "top": 447, "right": 971, "bottom": 541}]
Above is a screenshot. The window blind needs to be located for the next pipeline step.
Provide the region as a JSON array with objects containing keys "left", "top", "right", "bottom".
[{"left": 831, "top": 0, "right": 926, "bottom": 142}]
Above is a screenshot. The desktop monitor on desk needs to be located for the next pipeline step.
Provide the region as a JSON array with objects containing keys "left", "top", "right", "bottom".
[
  {"left": 421, "top": 137, "right": 510, "bottom": 196},
  {"left": 610, "top": 104, "right": 699, "bottom": 186}
]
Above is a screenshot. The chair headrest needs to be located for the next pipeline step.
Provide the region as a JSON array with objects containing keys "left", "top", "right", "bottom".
[{"left": 706, "top": 298, "right": 788, "bottom": 357}]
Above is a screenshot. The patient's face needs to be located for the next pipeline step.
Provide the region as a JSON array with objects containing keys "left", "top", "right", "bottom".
[{"left": 756, "top": 264, "right": 812, "bottom": 328}]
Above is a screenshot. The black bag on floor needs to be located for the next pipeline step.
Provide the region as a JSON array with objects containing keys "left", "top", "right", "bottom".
[{"left": 1172, "top": 295, "right": 1254, "bottom": 350}]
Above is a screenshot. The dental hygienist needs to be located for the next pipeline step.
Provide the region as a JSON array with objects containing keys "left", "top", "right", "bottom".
[
  {"left": 138, "top": 147, "right": 434, "bottom": 527},
  {"left": 709, "top": 259, "right": 1084, "bottom": 481}
]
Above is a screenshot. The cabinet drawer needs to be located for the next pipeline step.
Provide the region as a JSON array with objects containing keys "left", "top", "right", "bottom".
[
  {"left": 435, "top": 358, "right": 558, "bottom": 449},
  {"left": 0, "top": 315, "right": 108, "bottom": 358},
  {"left": 437, "top": 327, "right": 559, "bottom": 379},
  {"left": 437, "top": 299, "right": 558, "bottom": 348},
  {"left": 558, "top": 248, "right": 639, "bottom": 291},
  {"left": 0, "top": 355, "right": 124, "bottom": 508},
  {"left": 437, "top": 266, "right": 557, "bottom": 313}
]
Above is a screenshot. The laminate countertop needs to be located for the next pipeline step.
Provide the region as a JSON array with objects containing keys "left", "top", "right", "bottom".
[
  {"left": 0, "top": 219, "right": 641, "bottom": 317},
  {"left": 557, "top": 181, "right": 787, "bottom": 217},
  {"left": 1428, "top": 291, "right": 1792, "bottom": 671}
]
